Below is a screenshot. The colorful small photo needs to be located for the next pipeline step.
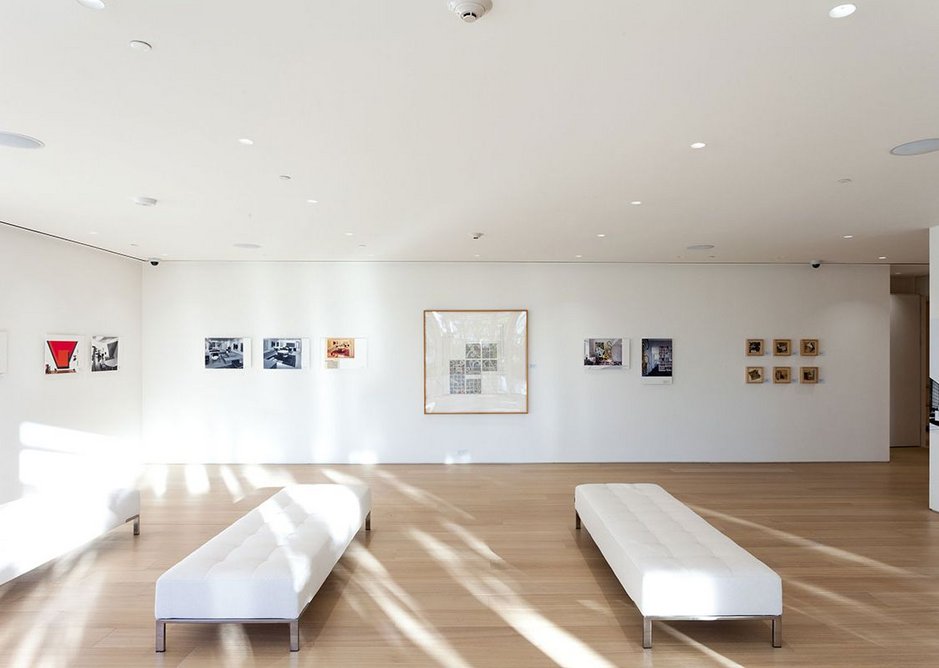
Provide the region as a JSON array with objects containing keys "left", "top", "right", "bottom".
[
  {"left": 326, "top": 338, "right": 355, "bottom": 359},
  {"left": 45, "top": 335, "right": 80, "bottom": 375}
]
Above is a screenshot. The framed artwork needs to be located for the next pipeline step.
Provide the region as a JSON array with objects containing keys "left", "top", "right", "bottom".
[
  {"left": 205, "top": 337, "right": 249, "bottom": 369},
  {"left": 424, "top": 309, "right": 528, "bottom": 414},
  {"left": 773, "top": 339, "right": 791, "bottom": 356},
  {"left": 584, "top": 338, "right": 627, "bottom": 368},
  {"left": 324, "top": 338, "right": 368, "bottom": 369},
  {"left": 90, "top": 336, "right": 119, "bottom": 372},
  {"left": 746, "top": 366, "right": 764, "bottom": 384},
  {"left": 641, "top": 338, "right": 673, "bottom": 384},
  {"left": 746, "top": 339, "right": 764, "bottom": 356},
  {"left": 801, "top": 366, "right": 819, "bottom": 384},
  {"left": 800, "top": 339, "right": 819, "bottom": 356},
  {"left": 263, "top": 338, "right": 304, "bottom": 370},
  {"left": 45, "top": 335, "right": 80, "bottom": 375},
  {"left": 0, "top": 330, "right": 7, "bottom": 374},
  {"left": 773, "top": 366, "right": 791, "bottom": 384}
]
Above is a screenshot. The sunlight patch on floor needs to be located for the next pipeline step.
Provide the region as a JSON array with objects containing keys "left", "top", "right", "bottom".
[
  {"left": 219, "top": 464, "right": 246, "bottom": 503},
  {"left": 374, "top": 470, "right": 474, "bottom": 520},
  {"left": 184, "top": 463, "right": 211, "bottom": 496},
  {"left": 656, "top": 622, "right": 748, "bottom": 668}
]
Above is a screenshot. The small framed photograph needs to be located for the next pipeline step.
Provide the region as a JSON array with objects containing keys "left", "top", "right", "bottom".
[
  {"left": 746, "top": 366, "right": 764, "bottom": 384},
  {"left": 800, "top": 339, "right": 819, "bottom": 356},
  {"left": 746, "top": 339, "right": 764, "bottom": 356},
  {"left": 773, "top": 339, "right": 791, "bottom": 356},
  {"left": 801, "top": 366, "right": 819, "bottom": 384},
  {"left": 773, "top": 366, "right": 791, "bottom": 384}
]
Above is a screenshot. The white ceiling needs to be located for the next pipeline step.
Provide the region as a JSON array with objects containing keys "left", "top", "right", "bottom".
[{"left": 1, "top": 1, "right": 938, "bottom": 266}]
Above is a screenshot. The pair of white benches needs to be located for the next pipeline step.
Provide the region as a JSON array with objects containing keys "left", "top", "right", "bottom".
[{"left": 153, "top": 482, "right": 781, "bottom": 652}]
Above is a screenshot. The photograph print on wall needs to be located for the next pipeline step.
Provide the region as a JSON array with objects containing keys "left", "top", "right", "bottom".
[
  {"left": 263, "top": 338, "right": 302, "bottom": 369},
  {"left": 773, "top": 339, "right": 792, "bottom": 356},
  {"left": 584, "top": 338, "right": 625, "bottom": 368},
  {"left": 641, "top": 338, "right": 673, "bottom": 384},
  {"left": 747, "top": 339, "right": 764, "bottom": 356},
  {"left": 801, "top": 366, "right": 819, "bottom": 384},
  {"left": 90, "top": 336, "right": 119, "bottom": 372},
  {"left": 801, "top": 339, "right": 819, "bottom": 356},
  {"left": 746, "top": 366, "right": 764, "bottom": 384},
  {"left": 45, "top": 335, "right": 80, "bottom": 375},
  {"left": 205, "top": 337, "right": 247, "bottom": 369},
  {"left": 773, "top": 366, "right": 791, "bottom": 384},
  {"left": 326, "top": 338, "right": 355, "bottom": 359}
]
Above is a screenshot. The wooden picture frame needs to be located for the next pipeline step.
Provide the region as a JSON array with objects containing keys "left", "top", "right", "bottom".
[
  {"left": 801, "top": 366, "right": 819, "bottom": 384},
  {"left": 800, "top": 339, "right": 819, "bottom": 356},
  {"left": 746, "top": 366, "right": 764, "bottom": 384},
  {"left": 773, "top": 339, "right": 791, "bottom": 356},
  {"left": 773, "top": 366, "right": 791, "bottom": 384},
  {"left": 746, "top": 339, "right": 764, "bottom": 356},
  {"left": 424, "top": 309, "right": 528, "bottom": 414}
]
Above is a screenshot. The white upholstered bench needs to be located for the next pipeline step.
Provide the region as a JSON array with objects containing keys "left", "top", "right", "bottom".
[
  {"left": 575, "top": 483, "right": 782, "bottom": 649},
  {"left": 155, "top": 483, "right": 370, "bottom": 652}
]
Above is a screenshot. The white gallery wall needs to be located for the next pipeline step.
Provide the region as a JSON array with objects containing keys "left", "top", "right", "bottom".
[
  {"left": 142, "top": 261, "right": 889, "bottom": 464},
  {"left": 0, "top": 226, "right": 142, "bottom": 504}
]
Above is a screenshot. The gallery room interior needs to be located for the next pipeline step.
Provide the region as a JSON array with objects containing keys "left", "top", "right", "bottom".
[{"left": 1, "top": 1, "right": 939, "bottom": 666}]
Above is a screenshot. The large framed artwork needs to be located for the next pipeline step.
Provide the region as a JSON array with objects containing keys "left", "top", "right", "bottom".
[
  {"left": 424, "top": 309, "right": 528, "bottom": 414},
  {"left": 45, "top": 335, "right": 81, "bottom": 375},
  {"left": 641, "top": 338, "right": 673, "bottom": 384}
]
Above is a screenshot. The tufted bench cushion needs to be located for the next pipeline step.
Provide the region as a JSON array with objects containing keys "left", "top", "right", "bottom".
[
  {"left": 575, "top": 483, "right": 781, "bottom": 648},
  {"left": 155, "top": 483, "right": 370, "bottom": 651}
]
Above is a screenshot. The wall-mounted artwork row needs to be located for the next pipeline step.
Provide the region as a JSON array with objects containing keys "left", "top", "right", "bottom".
[
  {"left": 641, "top": 338, "right": 672, "bottom": 384},
  {"left": 91, "top": 336, "right": 119, "bottom": 372},
  {"left": 424, "top": 309, "right": 528, "bottom": 414},
  {"left": 205, "top": 337, "right": 250, "bottom": 369},
  {"left": 584, "top": 338, "right": 627, "bottom": 368},
  {"left": 45, "top": 335, "right": 80, "bottom": 375}
]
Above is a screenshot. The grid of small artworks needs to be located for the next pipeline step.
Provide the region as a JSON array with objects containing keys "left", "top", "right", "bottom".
[{"left": 449, "top": 342, "right": 499, "bottom": 394}]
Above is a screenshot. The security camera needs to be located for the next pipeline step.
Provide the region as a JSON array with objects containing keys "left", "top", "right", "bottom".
[
  {"left": 149, "top": 259, "right": 160, "bottom": 267},
  {"left": 810, "top": 260, "right": 821, "bottom": 269},
  {"left": 449, "top": 0, "right": 492, "bottom": 22},
  {"left": 472, "top": 232, "right": 484, "bottom": 240}
]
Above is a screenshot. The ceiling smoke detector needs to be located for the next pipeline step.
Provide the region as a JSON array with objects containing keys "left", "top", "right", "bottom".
[{"left": 449, "top": 0, "right": 492, "bottom": 22}]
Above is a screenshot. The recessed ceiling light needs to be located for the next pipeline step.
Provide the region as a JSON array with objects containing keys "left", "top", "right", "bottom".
[
  {"left": 686, "top": 244, "right": 715, "bottom": 250},
  {"left": 160, "top": 253, "right": 169, "bottom": 257},
  {"left": 279, "top": 175, "right": 292, "bottom": 181},
  {"left": 306, "top": 199, "right": 318, "bottom": 204},
  {"left": 630, "top": 200, "right": 642, "bottom": 206},
  {"left": 474, "top": 254, "right": 481, "bottom": 258},
  {"left": 134, "top": 196, "right": 158, "bottom": 207},
  {"left": 88, "top": 231, "right": 98, "bottom": 235},
  {"left": 890, "top": 138, "right": 939, "bottom": 156},
  {"left": 129, "top": 243, "right": 139, "bottom": 247},
  {"left": 575, "top": 254, "right": 583, "bottom": 258},
  {"left": 842, "top": 235, "right": 854, "bottom": 239},
  {"left": 690, "top": 142, "right": 707, "bottom": 149},
  {"left": 829, "top": 4, "right": 857, "bottom": 18},
  {"left": 838, "top": 177, "right": 853, "bottom": 184},
  {"left": 233, "top": 243, "right": 262, "bottom": 249},
  {"left": 894, "top": 272, "right": 902, "bottom": 275},
  {"left": 76, "top": 0, "right": 105, "bottom": 9},
  {"left": 358, "top": 244, "right": 367, "bottom": 248},
  {"left": 238, "top": 138, "right": 254, "bottom": 146},
  {"left": 0, "top": 130, "right": 45, "bottom": 149},
  {"left": 878, "top": 256, "right": 887, "bottom": 260},
  {"left": 128, "top": 40, "right": 152, "bottom": 51},
  {"left": 344, "top": 232, "right": 354, "bottom": 236},
  {"left": 596, "top": 233, "right": 606, "bottom": 238}
]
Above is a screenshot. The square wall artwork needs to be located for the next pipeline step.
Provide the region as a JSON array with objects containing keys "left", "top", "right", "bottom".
[
  {"left": 424, "top": 309, "right": 528, "bottom": 414},
  {"left": 641, "top": 338, "right": 673, "bottom": 384},
  {"left": 45, "top": 335, "right": 80, "bottom": 375},
  {"left": 584, "top": 338, "right": 627, "bottom": 368},
  {"left": 205, "top": 337, "right": 249, "bottom": 369},
  {"left": 90, "top": 336, "right": 119, "bottom": 372},
  {"left": 263, "top": 338, "right": 303, "bottom": 370}
]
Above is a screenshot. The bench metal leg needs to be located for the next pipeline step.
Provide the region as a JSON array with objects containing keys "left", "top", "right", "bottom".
[
  {"left": 575, "top": 511, "right": 581, "bottom": 530},
  {"left": 155, "top": 620, "right": 166, "bottom": 652},
  {"left": 772, "top": 615, "right": 782, "bottom": 648},
  {"left": 365, "top": 512, "right": 371, "bottom": 532},
  {"left": 289, "top": 620, "right": 299, "bottom": 651},
  {"left": 642, "top": 617, "right": 652, "bottom": 649},
  {"left": 131, "top": 514, "right": 140, "bottom": 536}
]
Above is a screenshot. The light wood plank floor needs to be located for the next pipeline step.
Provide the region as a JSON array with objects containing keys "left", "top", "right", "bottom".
[{"left": 1, "top": 448, "right": 937, "bottom": 667}]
